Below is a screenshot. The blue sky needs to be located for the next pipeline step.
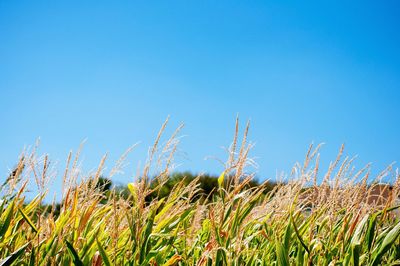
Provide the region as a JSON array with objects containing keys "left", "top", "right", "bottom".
[{"left": 1, "top": 1, "right": 399, "bottom": 190}]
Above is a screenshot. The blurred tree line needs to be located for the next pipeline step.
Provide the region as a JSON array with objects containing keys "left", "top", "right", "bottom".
[
  {"left": 42, "top": 172, "right": 277, "bottom": 217},
  {"left": 110, "top": 172, "right": 276, "bottom": 202}
]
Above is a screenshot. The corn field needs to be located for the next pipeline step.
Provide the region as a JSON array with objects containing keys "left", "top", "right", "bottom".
[{"left": 1, "top": 119, "right": 400, "bottom": 265}]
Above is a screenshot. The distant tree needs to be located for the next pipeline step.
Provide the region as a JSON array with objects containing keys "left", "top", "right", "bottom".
[
  {"left": 95, "top": 176, "right": 112, "bottom": 193},
  {"left": 33, "top": 172, "right": 277, "bottom": 219},
  {"left": 144, "top": 172, "right": 277, "bottom": 202}
]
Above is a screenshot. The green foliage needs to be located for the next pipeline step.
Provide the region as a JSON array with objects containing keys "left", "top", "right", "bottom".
[
  {"left": 2, "top": 171, "right": 400, "bottom": 265},
  {"left": 1, "top": 128, "right": 400, "bottom": 265}
]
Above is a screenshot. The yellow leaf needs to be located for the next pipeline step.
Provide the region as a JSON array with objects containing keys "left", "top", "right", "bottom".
[
  {"left": 218, "top": 171, "right": 225, "bottom": 187},
  {"left": 164, "top": 254, "right": 182, "bottom": 266}
]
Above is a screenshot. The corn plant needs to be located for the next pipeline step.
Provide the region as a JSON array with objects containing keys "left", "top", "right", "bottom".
[{"left": 1, "top": 119, "right": 400, "bottom": 265}]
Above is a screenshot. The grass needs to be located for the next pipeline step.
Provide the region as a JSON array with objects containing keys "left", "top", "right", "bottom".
[{"left": 1, "top": 118, "right": 400, "bottom": 265}]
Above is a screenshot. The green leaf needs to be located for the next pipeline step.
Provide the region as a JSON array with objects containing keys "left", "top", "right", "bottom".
[
  {"left": 351, "top": 243, "right": 361, "bottom": 266},
  {"left": 79, "top": 226, "right": 100, "bottom": 259},
  {"left": 290, "top": 212, "right": 309, "bottom": 254},
  {"left": 65, "top": 240, "right": 84, "bottom": 266},
  {"left": 284, "top": 222, "right": 292, "bottom": 251},
  {"left": 371, "top": 221, "right": 400, "bottom": 266},
  {"left": 0, "top": 242, "right": 29, "bottom": 266},
  {"left": 29, "top": 246, "right": 35, "bottom": 266},
  {"left": 139, "top": 208, "right": 157, "bottom": 263},
  {"left": 351, "top": 214, "right": 369, "bottom": 246},
  {"left": 96, "top": 238, "right": 111, "bottom": 266},
  {"left": 19, "top": 208, "right": 38, "bottom": 233},
  {"left": 0, "top": 201, "right": 14, "bottom": 238},
  {"left": 276, "top": 241, "right": 289, "bottom": 266},
  {"left": 366, "top": 213, "right": 378, "bottom": 251},
  {"left": 349, "top": 212, "right": 369, "bottom": 265}
]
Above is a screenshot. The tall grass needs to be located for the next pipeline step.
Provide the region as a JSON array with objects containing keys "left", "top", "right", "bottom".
[{"left": 1, "top": 119, "right": 400, "bottom": 265}]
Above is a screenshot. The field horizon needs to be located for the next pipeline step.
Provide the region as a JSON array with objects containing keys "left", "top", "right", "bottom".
[{"left": 1, "top": 120, "right": 400, "bottom": 265}]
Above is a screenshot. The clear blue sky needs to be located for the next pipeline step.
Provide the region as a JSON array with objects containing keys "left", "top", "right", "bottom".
[{"left": 1, "top": 1, "right": 399, "bottom": 189}]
